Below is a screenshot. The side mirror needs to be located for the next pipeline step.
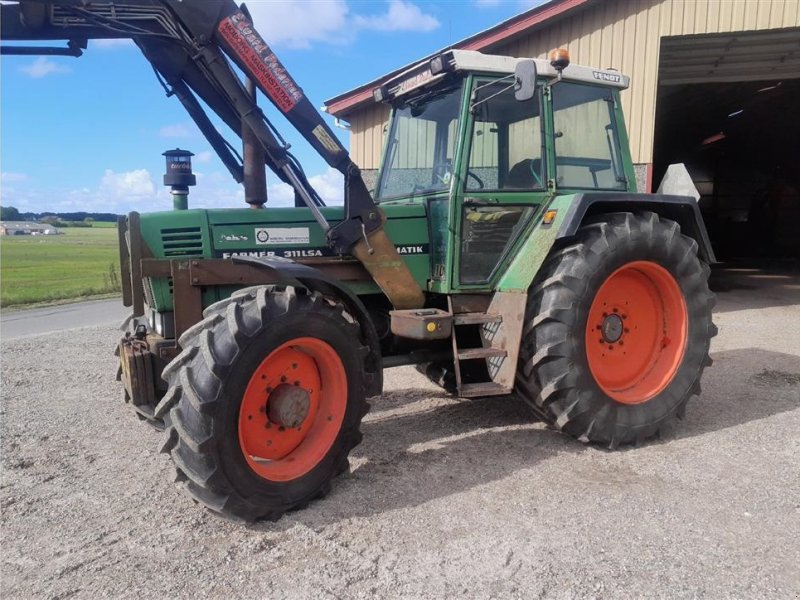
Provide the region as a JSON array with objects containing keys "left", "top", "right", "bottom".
[{"left": 514, "top": 60, "right": 537, "bottom": 101}]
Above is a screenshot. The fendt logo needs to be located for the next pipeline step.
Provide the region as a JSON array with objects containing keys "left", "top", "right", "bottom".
[{"left": 593, "top": 71, "right": 621, "bottom": 83}]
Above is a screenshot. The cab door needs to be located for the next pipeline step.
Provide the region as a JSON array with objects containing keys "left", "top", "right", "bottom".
[{"left": 451, "top": 76, "right": 552, "bottom": 290}]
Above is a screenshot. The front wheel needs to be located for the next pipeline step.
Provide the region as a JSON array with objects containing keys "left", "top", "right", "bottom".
[
  {"left": 517, "top": 212, "right": 716, "bottom": 447},
  {"left": 159, "top": 286, "right": 371, "bottom": 521}
]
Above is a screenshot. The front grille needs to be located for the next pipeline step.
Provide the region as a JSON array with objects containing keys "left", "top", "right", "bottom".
[{"left": 161, "top": 227, "right": 204, "bottom": 257}]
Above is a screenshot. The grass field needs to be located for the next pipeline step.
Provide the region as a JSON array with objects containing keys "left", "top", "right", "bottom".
[{"left": 1, "top": 226, "right": 122, "bottom": 307}]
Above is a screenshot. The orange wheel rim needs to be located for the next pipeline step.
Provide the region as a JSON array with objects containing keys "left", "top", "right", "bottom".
[
  {"left": 238, "top": 338, "right": 347, "bottom": 481},
  {"left": 585, "top": 261, "right": 687, "bottom": 405}
]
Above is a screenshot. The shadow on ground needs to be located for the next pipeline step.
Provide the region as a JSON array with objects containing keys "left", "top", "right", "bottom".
[
  {"left": 256, "top": 347, "right": 799, "bottom": 527},
  {"left": 711, "top": 261, "right": 800, "bottom": 313}
]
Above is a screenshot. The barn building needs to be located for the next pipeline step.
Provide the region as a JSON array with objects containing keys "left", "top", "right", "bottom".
[
  {"left": 325, "top": 0, "right": 800, "bottom": 259},
  {"left": 0, "top": 221, "right": 60, "bottom": 236}
]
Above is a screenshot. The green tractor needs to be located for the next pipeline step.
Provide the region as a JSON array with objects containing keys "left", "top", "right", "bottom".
[{"left": 3, "top": 2, "right": 715, "bottom": 522}]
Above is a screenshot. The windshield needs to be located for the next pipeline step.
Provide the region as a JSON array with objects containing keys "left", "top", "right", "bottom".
[{"left": 377, "top": 85, "right": 463, "bottom": 200}]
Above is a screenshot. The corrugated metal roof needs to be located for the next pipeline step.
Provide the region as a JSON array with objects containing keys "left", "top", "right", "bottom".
[{"left": 659, "top": 29, "right": 800, "bottom": 85}]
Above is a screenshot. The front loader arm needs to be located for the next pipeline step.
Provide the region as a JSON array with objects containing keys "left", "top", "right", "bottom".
[{"left": 1, "top": 0, "right": 425, "bottom": 309}]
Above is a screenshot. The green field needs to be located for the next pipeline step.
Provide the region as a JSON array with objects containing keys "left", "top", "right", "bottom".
[{"left": 1, "top": 226, "right": 122, "bottom": 307}]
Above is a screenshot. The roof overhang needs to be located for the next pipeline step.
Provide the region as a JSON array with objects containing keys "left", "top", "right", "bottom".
[{"left": 324, "top": 0, "right": 594, "bottom": 118}]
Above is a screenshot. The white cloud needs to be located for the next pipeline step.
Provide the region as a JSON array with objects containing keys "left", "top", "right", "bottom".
[
  {"left": 246, "top": 0, "right": 438, "bottom": 49},
  {"left": 247, "top": 0, "right": 351, "bottom": 50},
  {"left": 1, "top": 172, "right": 28, "bottom": 184},
  {"left": 159, "top": 123, "right": 195, "bottom": 138},
  {"left": 354, "top": 0, "right": 439, "bottom": 33},
  {"left": 309, "top": 167, "right": 344, "bottom": 204},
  {"left": 194, "top": 150, "right": 214, "bottom": 164},
  {"left": 19, "top": 57, "right": 71, "bottom": 79},
  {"left": 99, "top": 169, "right": 156, "bottom": 199},
  {"left": 260, "top": 168, "right": 344, "bottom": 208},
  {"left": 92, "top": 38, "right": 135, "bottom": 49},
  {"left": 189, "top": 167, "right": 343, "bottom": 209}
]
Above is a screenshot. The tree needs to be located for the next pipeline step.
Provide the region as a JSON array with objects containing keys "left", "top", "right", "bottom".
[{"left": 1, "top": 206, "right": 21, "bottom": 221}]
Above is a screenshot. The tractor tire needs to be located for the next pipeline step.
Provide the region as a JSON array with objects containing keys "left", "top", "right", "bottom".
[
  {"left": 517, "top": 212, "right": 716, "bottom": 448},
  {"left": 158, "top": 285, "right": 371, "bottom": 521}
]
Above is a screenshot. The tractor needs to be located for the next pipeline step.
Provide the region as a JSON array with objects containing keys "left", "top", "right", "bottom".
[{"left": 2, "top": 1, "right": 716, "bottom": 521}]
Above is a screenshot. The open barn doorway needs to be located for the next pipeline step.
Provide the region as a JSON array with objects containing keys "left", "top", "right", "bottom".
[{"left": 653, "top": 29, "right": 800, "bottom": 262}]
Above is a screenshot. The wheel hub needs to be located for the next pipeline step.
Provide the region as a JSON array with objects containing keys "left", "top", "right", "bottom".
[
  {"left": 601, "top": 313, "right": 624, "bottom": 343},
  {"left": 585, "top": 261, "right": 688, "bottom": 405},
  {"left": 267, "top": 384, "right": 310, "bottom": 428}
]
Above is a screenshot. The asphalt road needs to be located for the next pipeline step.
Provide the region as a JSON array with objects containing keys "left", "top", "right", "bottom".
[
  {"left": 1, "top": 265, "right": 798, "bottom": 599},
  {"left": 0, "top": 298, "right": 129, "bottom": 340}
]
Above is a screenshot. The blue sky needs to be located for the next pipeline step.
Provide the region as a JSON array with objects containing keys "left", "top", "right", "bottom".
[{"left": 1, "top": 0, "right": 542, "bottom": 214}]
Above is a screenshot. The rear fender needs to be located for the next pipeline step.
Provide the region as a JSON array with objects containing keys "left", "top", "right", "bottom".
[
  {"left": 232, "top": 256, "right": 383, "bottom": 396},
  {"left": 557, "top": 193, "right": 716, "bottom": 263}
]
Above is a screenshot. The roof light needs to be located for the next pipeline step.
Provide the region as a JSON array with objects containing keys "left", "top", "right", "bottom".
[
  {"left": 429, "top": 53, "right": 452, "bottom": 76},
  {"left": 372, "top": 84, "right": 389, "bottom": 103},
  {"left": 548, "top": 48, "right": 570, "bottom": 71}
]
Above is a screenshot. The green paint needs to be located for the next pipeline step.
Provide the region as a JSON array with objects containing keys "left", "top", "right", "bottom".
[
  {"left": 496, "top": 194, "right": 575, "bottom": 292},
  {"left": 138, "top": 202, "right": 430, "bottom": 312},
  {"left": 134, "top": 70, "right": 641, "bottom": 318},
  {"left": 172, "top": 193, "right": 188, "bottom": 211}
]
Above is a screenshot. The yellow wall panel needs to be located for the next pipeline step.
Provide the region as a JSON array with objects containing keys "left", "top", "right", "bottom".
[{"left": 346, "top": 0, "right": 798, "bottom": 169}]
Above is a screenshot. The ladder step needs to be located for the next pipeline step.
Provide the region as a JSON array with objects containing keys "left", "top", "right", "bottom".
[
  {"left": 453, "top": 312, "right": 502, "bottom": 325},
  {"left": 456, "top": 347, "right": 507, "bottom": 360},
  {"left": 459, "top": 382, "right": 513, "bottom": 398}
]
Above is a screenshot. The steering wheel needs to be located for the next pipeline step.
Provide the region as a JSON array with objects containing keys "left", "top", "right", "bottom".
[
  {"left": 529, "top": 161, "right": 543, "bottom": 188},
  {"left": 467, "top": 170, "right": 485, "bottom": 189}
]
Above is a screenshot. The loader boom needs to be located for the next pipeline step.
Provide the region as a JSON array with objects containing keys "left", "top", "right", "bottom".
[{"left": 0, "top": 0, "right": 425, "bottom": 308}]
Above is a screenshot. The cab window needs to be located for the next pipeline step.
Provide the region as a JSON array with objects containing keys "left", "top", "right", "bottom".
[
  {"left": 465, "top": 80, "right": 544, "bottom": 192},
  {"left": 551, "top": 82, "right": 626, "bottom": 190}
]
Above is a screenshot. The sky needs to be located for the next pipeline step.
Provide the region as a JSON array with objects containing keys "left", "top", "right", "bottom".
[{"left": 1, "top": 0, "right": 545, "bottom": 214}]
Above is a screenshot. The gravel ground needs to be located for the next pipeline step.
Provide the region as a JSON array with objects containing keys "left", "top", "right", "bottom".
[{"left": 2, "top": 269, "right": 799, "bottom": 599}]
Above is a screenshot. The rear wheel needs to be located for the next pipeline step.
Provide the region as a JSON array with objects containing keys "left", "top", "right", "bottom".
[
  {"left": 517, "top": 212, "right": 716, "bottom": 447},
  {"left": 158, "top": 286, "right": 370, "bottom": 521}
]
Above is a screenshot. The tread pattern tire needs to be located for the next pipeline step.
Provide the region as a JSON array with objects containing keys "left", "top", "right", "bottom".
[
  {"left": 517, "top": 212, "right": 717, "bottom": 447},
  {"left": 156, "top": 285, "right": 372, "bottom": 521}
]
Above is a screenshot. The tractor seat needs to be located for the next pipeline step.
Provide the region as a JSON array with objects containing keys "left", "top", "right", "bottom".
[{"left": 505, "top": 158, "right": 542, "bottom": 189}]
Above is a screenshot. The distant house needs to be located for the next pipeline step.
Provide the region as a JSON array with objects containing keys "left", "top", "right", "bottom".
[{"left": 0, "top": 221, "right": 61, "bottom": 236}]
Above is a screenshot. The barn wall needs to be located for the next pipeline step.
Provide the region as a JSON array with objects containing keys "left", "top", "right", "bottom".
[{"left": 346, "top": 0, "right": 800, "bottom": 171}]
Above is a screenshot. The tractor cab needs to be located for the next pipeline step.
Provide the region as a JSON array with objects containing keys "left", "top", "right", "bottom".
[{"left": 373, "top": 49, "right": 637, "bottom": 292}]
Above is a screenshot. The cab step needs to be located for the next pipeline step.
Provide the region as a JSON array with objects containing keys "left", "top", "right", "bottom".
[
  {"left": 456, "top": 347, "right": 508, "bottom": 360},
  {"left": 453, "top": 312, "right": 502, "bottom": 326},
  {"left": 459, "top": 382, "right": 513, "bottom": 398}
]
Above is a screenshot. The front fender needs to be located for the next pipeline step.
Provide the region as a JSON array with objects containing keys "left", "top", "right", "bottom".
[{"left": 231, "top": 256, "right": 383, "bottom": 396}]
